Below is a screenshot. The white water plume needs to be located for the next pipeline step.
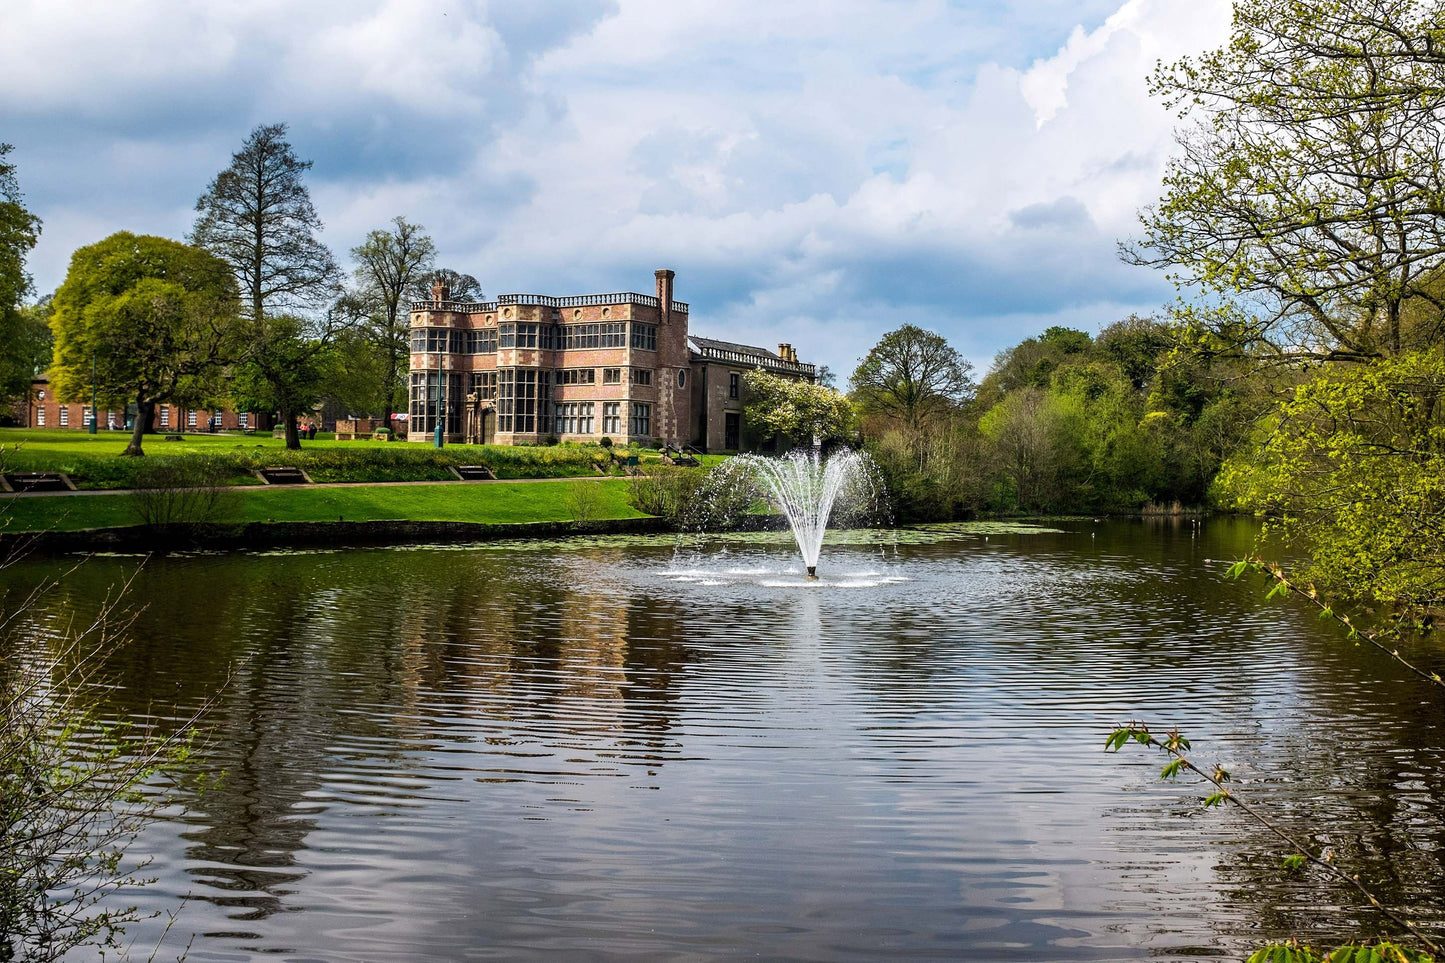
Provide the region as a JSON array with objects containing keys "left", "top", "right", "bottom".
[{"left": 726, "top": 448, "right": 886, "bottom": 577}]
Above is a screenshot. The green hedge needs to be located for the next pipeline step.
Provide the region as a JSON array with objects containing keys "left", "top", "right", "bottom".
[{"left": 2, "top": 444, "right": 615, "bottom": 489}]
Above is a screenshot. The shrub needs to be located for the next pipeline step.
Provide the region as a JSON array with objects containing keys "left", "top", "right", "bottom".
[
  {"left": 129, "top": 456, "right": 238, "bottom": 528},
  {"left": 628, "top": 465, "right": 707, "bottom": 526},
  {"left": 566, "top": 480, "right": 603, "bottom": 527}
]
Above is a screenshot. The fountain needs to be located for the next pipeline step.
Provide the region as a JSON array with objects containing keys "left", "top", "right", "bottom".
[{"left": 713, "top": 448, "right": 886, "bottom": 578}]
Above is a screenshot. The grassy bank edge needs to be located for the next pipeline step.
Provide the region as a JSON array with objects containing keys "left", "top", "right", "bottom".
[{"left": 0, "top": 478, "right": 647, "bottom": 534}]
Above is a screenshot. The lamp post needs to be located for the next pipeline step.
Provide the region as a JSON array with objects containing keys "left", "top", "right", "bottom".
[
  {"left": 433, "top": 353, "right": 445, "bottom": 448},
  {"left": 89, "top": 355, "right": 98, "bottom": 435}
]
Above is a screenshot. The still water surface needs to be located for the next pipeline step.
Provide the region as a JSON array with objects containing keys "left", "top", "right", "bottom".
[{"left": 7, "top": 519, "right": 1445, "bottom": 961}]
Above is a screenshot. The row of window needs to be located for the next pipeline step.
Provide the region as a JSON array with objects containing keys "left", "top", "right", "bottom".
[
  {"left": 411, "top": 321, "right": 660, "bottom": 354},
  {"left": 555, "top": 402, "right": 650, "bottom": 436},
  {"left": 38, "top": 407, "right": 250, "bottom": 429},
  {"left": 407, "top": 371, "right": 654, "bottom": 437}
]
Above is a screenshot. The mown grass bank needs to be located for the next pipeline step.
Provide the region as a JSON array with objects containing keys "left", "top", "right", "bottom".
[
  {"left": 0, "top": 429, "right": 728, "bottom": 489},
  {"left": 0, "top": 479, "right": 645, "bottom": 533}
]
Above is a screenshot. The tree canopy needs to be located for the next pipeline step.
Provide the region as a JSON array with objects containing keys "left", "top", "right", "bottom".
[
  {"left": 850, "top": 324, "right": 975, "bottom": 433},
  {"left": 0, "top": 144, "right": 44, "bottom": 408},
  {"left": 49, "top": 233, "right": 244, "bottom": 455},
  {"left": 191, "top": 123, "right": 340, "bottom": 322},
  {"left": 1126, "top": 0, "right": 1445, "bottom": 363},
  {"left": 742, "top": 370, "right": 855, "bottom": 445},
  {"left": 351, "top": 217, "right": 436, "bottom": 420}
]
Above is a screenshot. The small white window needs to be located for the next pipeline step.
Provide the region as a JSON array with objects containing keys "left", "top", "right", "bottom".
[
  {"left": 160, "top": 407, "right": 170, "bottom": 428},
  {"left": 59, "top": 407, "right": 68, "bottom": 426},
  {"left": 83, "top": 406, "right": 94, "bottom": 426},
  {"left": 187, "top": 409, "right": 197, "bottom": 428},
  {"left": 36, "top": 408, "right": 45, "bottom": 426},
  {"left": 239, "top": 413, "right": 249, "bottom": 428}
]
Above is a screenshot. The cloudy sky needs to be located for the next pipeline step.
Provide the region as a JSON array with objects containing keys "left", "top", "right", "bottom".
[{"left": 2, "top": 0, "right": 1230, "bottom": 377}]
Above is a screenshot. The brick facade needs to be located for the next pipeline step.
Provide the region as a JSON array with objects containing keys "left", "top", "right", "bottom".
[
  {"left": 21, "top": 380, "right": 265, "bottom": 433},
  {"left": 406, "top": 269, "right": 815, "bottom": 451}
]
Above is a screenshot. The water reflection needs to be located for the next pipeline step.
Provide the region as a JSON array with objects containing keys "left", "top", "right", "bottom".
[{"left": 1, "top": 519, "right": 1443, "bottom": 959}]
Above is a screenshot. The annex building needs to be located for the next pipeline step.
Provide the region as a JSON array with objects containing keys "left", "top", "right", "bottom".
[{"left": 407, "top": 269, "right": 815, "bottom": 451}]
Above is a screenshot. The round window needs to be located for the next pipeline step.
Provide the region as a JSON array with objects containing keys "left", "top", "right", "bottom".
[{"left": 678, "top": 370, "right": 686, "bottom": 388}]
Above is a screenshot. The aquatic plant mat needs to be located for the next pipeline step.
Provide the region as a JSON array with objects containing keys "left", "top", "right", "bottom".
[{"left": 355, "top": 520, "right": 1068, "bottom": 555}]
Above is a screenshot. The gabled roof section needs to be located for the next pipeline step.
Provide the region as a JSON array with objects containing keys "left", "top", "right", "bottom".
[{"left": 688, "top": 336, "right": 815, "bottom": 378}]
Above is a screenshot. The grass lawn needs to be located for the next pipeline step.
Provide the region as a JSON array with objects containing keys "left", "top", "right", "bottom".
[{"left": 0, "top": 479, "right": 646, "bottom": 533}]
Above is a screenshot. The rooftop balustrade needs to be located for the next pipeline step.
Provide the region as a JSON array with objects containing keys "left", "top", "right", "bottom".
[{"left": 409, "top": 293, "right": 690, "bottom": 314}]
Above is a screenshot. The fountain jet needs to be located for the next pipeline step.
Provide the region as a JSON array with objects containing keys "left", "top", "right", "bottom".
[{"left": 729, "top": 448, "right": 882, "bottom": 578}]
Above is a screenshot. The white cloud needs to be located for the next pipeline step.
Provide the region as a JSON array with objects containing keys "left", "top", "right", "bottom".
[{"left": 7, "top": 0, "right": 1233, "bottom": 375}]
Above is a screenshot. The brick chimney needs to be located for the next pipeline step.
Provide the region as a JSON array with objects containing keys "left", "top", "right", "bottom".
[{"left": 655, "top": 268, "right": 675, "bottom": 322}]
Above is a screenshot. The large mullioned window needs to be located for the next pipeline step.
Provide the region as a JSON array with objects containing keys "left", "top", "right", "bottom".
[
  {"left": 411, "top": 327, "right": 462, "bottom": 353},
  {"left": 630, "top": 402, "right": 651, "bottom": 438},
  {"left": 471, "top": 371, "right": 498, "bottom": 399},
  {"left": 410, "top": 370, "right": 462, "bottom": 436},
  {"left": 564, "top": 323, "right": 626, "bottom": 350},
  {"left": 631, "top": 323, "right": 656, "bottom": 351},
  {"left": 497, "top": 369, "right": 551, "bottom": 433},
  {"left": 555, "top": 402, "right": 595, "bottom": 435},
  {"left": 602, "top": 402, "right": 620, "bottom": 435},
  {"left": 465, "top": 329, "right": 498, "bottom": 354}
]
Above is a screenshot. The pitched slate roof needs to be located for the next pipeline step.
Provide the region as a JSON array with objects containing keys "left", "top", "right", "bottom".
[{"left": 687, "top": 336, "right": 815, "bottom": 377}]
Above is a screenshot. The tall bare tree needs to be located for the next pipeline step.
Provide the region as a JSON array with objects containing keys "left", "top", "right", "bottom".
[
  {"left": 408, "top": 267, "right": 481, "bottom": 304},
  {"left": 351, "top": 217, "right": 436, "bottom": 421},
  {"left": 191, "top": 123, "right": 340, "bottom": 324}
]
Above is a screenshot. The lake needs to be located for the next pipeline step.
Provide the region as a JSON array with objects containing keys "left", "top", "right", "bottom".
[{"left": 5, "top": 518, "right": 1445, "bottom": 960}]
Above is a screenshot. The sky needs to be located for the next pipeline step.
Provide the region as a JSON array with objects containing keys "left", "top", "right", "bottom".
[{"left": 1, "top": 0, "right": 1232, "bottom": 378}]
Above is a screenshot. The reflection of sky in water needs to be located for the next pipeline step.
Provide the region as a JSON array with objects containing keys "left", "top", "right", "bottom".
[{"left": 9, "top": 518, "right": 1445, "bottom": 960}]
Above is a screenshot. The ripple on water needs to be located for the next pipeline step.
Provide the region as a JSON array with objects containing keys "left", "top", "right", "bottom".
[{"left": 6, "top": 519, "right": 1444, "bottom": 961}]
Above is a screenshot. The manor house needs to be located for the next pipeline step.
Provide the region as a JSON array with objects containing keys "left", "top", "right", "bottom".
[{"left": 407, "top": 269, "right": 814, "bottom": 451}]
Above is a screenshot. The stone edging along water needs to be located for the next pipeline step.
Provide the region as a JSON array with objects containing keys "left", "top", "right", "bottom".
[{"left": 0, "top": 516, "right": 676, "bottom": 555}]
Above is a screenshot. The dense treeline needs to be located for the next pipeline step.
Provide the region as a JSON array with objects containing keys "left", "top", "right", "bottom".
[{"left": 847, "top": 318, "right": 1264, "bottom": 522}]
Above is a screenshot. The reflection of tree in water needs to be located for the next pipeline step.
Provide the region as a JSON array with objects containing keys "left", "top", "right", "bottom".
[
  {"left": 384, "top": 549, "right": 698, "bottom": 778},
  {"left": 11, "top": 546, "right": 706, "bottom": 922}
]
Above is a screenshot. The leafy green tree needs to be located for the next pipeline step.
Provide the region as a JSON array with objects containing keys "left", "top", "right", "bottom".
[
  {"left": 191, "top": 123, "right": 341, "bottom": 322},
  {"left": 742, "top": 370, "right": 855, "bottom": 445},
  {"left": 351, "top": 218, "right": 436, "bottom": 421},
  {"left": 0, "top": 144, "right": 43, "bottom": 408},
  {"left": 978, "top": 326, "right": 1093, "bottom": 402},
  {"left": 851, "top": 324, "right": 974, "bottom": 434},
  {"left": 50, "top": 233, "right": 244, "bottom": 456},
  {"left": 1125, "top": 0, "right": 1445, "bottom": 363},
  {"left": 0, "top": 299, "right": 52, "bottom": 415},
  {"left": 316, "top": 325, "right": 392, "bottom": 419},
  {"left": 1218, "top": 348, "right": 1445, "bottom": 606},
  {"left": 230, "top": 314, "right": 334, "bottom": 451},
  {"left": 1094, "top": 315, "right": 1172, "bottom": 390}
]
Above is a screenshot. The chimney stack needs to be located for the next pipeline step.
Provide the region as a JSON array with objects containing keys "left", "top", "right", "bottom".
[
  {"left": 655, "top": 269, "right": 675, "bottom": 322},
  {"left": 778, "top": 343, "right": 789, "bottom": 360}
]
